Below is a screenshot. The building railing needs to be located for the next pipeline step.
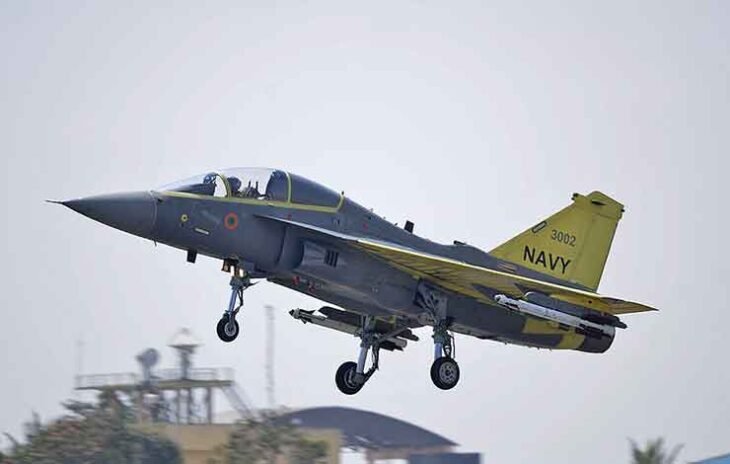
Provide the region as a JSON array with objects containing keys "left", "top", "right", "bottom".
[
  {"left": 154, "top": 367, "right": 235, "bottom": 382},
  {"left": 75, "top": 368, "right": 235, "bottom": 389},
  {"left": 75, "top": 373, "right": 139, "bottom": 389}
]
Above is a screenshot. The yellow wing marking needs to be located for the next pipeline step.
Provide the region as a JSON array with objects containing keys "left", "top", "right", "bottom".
[{"left": 355, "top": 241, "right": 657, "bottom": 316}]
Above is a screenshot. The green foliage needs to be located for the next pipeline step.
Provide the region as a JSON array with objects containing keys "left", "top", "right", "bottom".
[
  {"left": 209, "top": 412, "right": 327, "bottom": 464},
  {"left": 288, "top": 439, "right": 327, "bottom": 464},
  {"left": 2, "top": 395, "right": 181, "bottom": 464},
  {"left": 630, "top": 437, "right": 683, "bottom": 464}
]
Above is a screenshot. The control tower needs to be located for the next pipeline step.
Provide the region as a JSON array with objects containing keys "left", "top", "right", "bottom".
[{"left": 74, "top": 328, "right": 253, "bottom": 424}]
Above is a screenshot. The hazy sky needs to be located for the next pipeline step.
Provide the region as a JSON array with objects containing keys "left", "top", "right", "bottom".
[{"left": 1, "top": 1, "right": 729, "bottom": 462}]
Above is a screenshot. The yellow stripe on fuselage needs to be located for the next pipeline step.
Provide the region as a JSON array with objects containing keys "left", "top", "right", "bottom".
[
  {"left": 160, "top": 190, "right": 345, "bottom": 214},
  {"left": 521, "top": 319, "right": 585, "bottom": 349}
]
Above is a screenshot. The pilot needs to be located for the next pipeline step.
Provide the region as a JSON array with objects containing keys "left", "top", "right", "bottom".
[
  {"left": 241, "top": 181, "right": 262, "bottom": 198},
  {"left": 192, "top": 172, "right": 217, "bottom": 196},
  {"left": 227, "top": 176, "right": 242, "bottom": 196}
]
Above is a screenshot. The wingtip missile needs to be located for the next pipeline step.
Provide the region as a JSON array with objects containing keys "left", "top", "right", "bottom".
[{"left": 494, "top": 294, "right": 615, "bottom": 339}]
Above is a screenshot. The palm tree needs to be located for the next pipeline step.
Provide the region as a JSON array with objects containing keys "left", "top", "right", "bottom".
[{"left": 630, "top": 437, "right": 683, "bottom": 464}]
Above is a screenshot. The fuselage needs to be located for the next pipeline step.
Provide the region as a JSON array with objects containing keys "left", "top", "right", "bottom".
[{"left": 62, "top": 168, "right": 613, "bottom": 354}]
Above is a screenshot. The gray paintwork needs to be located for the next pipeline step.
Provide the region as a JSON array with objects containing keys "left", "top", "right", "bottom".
[{"left": 59, "top": 169, "right": 612, "bottom": 354}]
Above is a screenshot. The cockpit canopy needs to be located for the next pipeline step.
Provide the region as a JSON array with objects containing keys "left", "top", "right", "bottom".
[{"left": 158, "top": 168, "right": 341, "bottom": 208}]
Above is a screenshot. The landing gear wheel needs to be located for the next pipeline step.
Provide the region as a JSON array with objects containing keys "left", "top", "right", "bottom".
[
  {"left": 335, "top": 361, "right": 364, "bottom": 395},
  {"left": 216, "top": 316, "right": 240, "bottom": 342},
  {"left": 430, "top": 357, "right": 460, "bottom": 390}
]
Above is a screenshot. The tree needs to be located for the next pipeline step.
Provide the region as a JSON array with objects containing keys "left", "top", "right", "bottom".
[
  {"left": 630, "top": 437, "right": 683, "bottom": 464},
  {"left": 2, "top": 395, "right": 181, "bottom": 464},
  {"left": 288, "top": 439, "right": 327, "bottom": 464},
  {"left": 209, "top": 412, "right": 327, "bottom": 464}
]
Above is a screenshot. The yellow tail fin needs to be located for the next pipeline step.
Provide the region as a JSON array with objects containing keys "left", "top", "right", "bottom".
[{"left": 489, "top": 191, "right": 624, "bottom": 291}]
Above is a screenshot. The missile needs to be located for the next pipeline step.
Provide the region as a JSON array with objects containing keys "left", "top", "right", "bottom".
[
  {"left": 494, "top": 294, "right": 615, "bottom": 339},
  {"left": 289, "top": 309, "right": 409, "bottom": 348},
  {"left": 289, "top": 308, "right": 359, "bottom": 335}
]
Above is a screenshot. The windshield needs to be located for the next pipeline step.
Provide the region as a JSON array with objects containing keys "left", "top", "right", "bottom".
[{"left": 158, "top": 168, "right": 290, "bottom": 202}]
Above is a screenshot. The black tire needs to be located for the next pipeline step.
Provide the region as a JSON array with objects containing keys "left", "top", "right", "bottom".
[
  {"left": 216, "top": 316, "right": 240, "bottom": 342},
  {"left": 430, "top": 357, "right": 460, "bottom": 390},
  {"left": 335, "top": 361, "right": 364, "bottom": 395}
]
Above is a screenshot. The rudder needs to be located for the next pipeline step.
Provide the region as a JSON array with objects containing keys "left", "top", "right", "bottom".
[{"left": 489, "top": 191, "right": 624, "bottom": 291}]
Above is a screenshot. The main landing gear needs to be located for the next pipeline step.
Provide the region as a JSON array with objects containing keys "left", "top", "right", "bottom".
[
  {"left": 332, "top": 314, "right": 460, "bottom": 394},
  {"left": 430, "top": 320, "right": 460, "bottom": 390},
  {"left": 335, "top": 316, "right": 390, "bottom": 395},
  {"left": 416, "top": 280, "right": 460, "bottom": 391},
  {"left": 216, "top": 273, "right": 252, "bottom": 343}
]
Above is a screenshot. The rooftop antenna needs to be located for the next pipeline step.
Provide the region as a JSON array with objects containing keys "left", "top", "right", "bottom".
[
  {"left": 169, "top": 328, "right": 202, "bottom": 423},
  {"left": 265, "top": 305, "right": 276, "bottom": 409},
  {"left": 169, "top": 328, "right": 201, "bottom": 379},
  {"left": 75, "top": 327, "right": 255, "bottom": 424}
]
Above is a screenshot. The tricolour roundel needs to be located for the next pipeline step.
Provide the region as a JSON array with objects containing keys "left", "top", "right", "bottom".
[{"left": 224, "top": 212, "right": 239, "bottom": 231}]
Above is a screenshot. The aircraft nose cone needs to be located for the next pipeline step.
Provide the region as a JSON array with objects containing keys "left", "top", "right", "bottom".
[{"left": 63, "top": 191, "right": 157, "bottom": 238}]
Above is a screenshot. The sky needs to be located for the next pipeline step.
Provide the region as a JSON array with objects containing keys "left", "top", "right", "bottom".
[{"left": 1, "top": 1, "right": 729, "bottom": 462}]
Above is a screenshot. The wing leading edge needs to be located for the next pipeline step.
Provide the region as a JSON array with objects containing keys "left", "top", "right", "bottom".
[{"left": 259, "top": 215, "right": 658, "bottom": 316}]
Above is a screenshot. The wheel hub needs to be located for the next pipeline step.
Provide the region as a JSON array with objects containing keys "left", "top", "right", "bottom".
[
  {"left": 439, "top": 362, "right": 457, "bottom": 384},
  {"left": 224, "top": 321, "right": 237, "bottom": 337}
]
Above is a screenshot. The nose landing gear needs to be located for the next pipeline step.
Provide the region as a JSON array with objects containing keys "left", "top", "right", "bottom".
[
  {"left": 216, "top": 273, "right": 252, "bottom": 343},
  {"left": 216, "top": 313, "right": 240, "bottom": 342}
]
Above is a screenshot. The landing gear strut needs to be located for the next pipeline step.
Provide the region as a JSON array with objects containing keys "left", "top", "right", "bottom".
[
  {"left": 216, "top": 273, "right": 251, "bottom": 343},
  {"left": 415, "top": 280, "right": 460, "bottom": 390},
  {"left": 335, "top": 316, "right": 381, "bottom": 395},
  {"left": 430, "top": 320, "right": 460, "bottom": 390}
]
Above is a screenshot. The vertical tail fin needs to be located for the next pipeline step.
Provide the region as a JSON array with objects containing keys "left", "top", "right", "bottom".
[{"left": 489, "top": 191, "right": 624, "bottom": 291}]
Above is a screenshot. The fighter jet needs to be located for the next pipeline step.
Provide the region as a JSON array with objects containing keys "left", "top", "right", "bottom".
[{"left": 56, "top": 168, "right": 656, "bottom": 394}]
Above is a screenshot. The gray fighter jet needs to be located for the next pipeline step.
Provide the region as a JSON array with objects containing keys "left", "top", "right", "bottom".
[{"left": 56, "top": 168, "right": 656, "bottom": 394}]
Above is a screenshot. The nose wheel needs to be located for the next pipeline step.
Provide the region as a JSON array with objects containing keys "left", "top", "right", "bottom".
[
  {"left": 217, "top": 315, "right": 240, "bottom": 342},
  {"left": 215, "top": 273, "right": 251, "bottom": 343}
]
